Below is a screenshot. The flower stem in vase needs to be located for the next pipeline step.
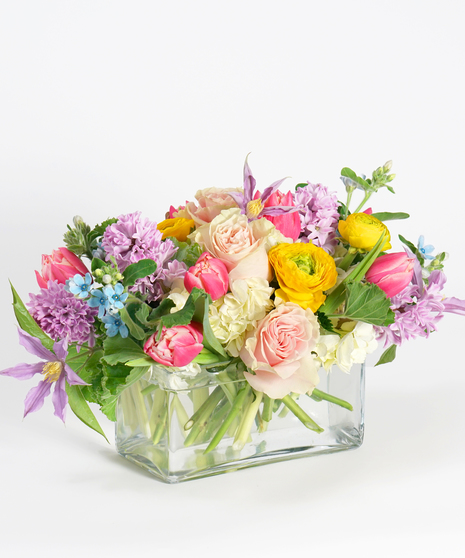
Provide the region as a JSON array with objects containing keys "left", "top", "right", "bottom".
[
  {"left": 282, "top": 395, "right": 324, "bottom": 433},
  {"left": 152, "top": 400, "right": 168, "bottom": 445},
  {"left": 193, "top": 387, "right": 210, "bottom": 412},
  {"left": 309, "top": 388, "right": 353, "bottom": 411},
  {"left": 279, "top": 393, "right": 298, "bottom": 418},
  {"left": 204, "top": 385, "right": 251, "bottom": 454},
  {"left": 204, "top": 396, "right": 231, "bottom": 439},
  {"left": 149, "top": 387, "right": 167, "bottom": 438},
  {"left": 171, "top": 394, "right": 190, "bottom": 439},
  {"left": 184, "top": 386, "right": 225, "bottom": 447},
  {"left": 233, "top": 390, "right": 264, "bottom": 451},
  {"left": 262, "top": 396, "right": 275, "bottom": 423}
]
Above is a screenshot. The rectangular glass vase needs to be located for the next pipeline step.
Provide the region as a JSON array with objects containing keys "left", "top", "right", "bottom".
[{"left": 115, "top": 363, "right": 365, "bottom": 483}]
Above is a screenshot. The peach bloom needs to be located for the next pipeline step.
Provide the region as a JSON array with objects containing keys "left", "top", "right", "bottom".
[
  {"left": 240, "top": 302, "right": 320, "bottom": 398},
  {"left": 186, "top": 187, "right": 242, "bottom": 226}
]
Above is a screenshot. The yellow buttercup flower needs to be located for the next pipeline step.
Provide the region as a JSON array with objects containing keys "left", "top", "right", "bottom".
[
  {"left": 157, "top": 218, "right": 195, "bottom": 242},
  {"left": 268, "top": 243, "right": 338, "bottom": 312},
  {"left": 338, "top": 213, "right": 391, "bottom": 251}
]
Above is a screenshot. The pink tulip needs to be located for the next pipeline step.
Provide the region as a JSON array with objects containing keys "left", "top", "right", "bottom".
[
  {"left": 184, "top": 252, "right": 229, "bottom": 301},
  {"left": 35, "top": 247, "right": 89, "bottom": 289},
  {"left": 144, "top": 323, "right": 204, "bottom": 367},
  {"left": 365, "top": 252, "right": 415, "bottom": 298},
  {"left": 260, "top": 190, "right": 301, "bottom": 241}
]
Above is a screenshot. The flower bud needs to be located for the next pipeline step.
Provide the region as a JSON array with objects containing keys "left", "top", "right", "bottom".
[
  {"left": 365, "top": 252, "right": 415, "bottom": 298},
  {"left": 383, "top": 160, "right": 393, "bottom": 172},
  {"left": 184, "top": 252, "right": 229, "bottom": 301}
]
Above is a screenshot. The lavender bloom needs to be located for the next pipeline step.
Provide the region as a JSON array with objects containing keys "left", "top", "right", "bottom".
[
  {"left": 28, "top": 281, "right": 97, "bottom": 345},
  {"left": 0, "top": 329, "right": 88, "bottom": 421},
  {"left": 227, "top": 156, "right": 298, "bottom": 221},
  {"left": 162, "top": 260, "right": 187, "bottom": 290},
  {"left": 102, "top": 212, "right": 178, "bottom": 302},
  {"left": 294, "top": 182, "right": 340, "bottom": 254},
  {"left": 375, "top": 270, "right": 465, "bottom": 346}
]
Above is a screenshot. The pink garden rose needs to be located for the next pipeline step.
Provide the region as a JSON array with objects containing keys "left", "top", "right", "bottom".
[
  {"left": 35, "top": 247, "right": 89, "bottom": 289},
  {"left": 144, "top": 323, "right": 204, "bottom": 367},
  {"left": 184, "top": 252, "right": 229, "bottom": 301},
  {"left": 240, "top": 302, "right": 320, "bottom": 398},
  {"left": 366, "top": 252, "right": 415, "bottom": 298},
  {"left": 259, "top": 190, "right": 301, "bottom": 241},
  {"left": 186, "top": 187, "right": 241, "bottom": 226},
  {"left": 190, "top": 208, "right": 289, "bottom": 282}
]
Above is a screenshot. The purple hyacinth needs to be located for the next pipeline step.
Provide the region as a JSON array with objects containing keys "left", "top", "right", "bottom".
[
  {"left": 28, "top": 281, "right": 97, "bottom": 345},
  {"left": 162, "top": 260, "right": 187, "bottom": 289},
  {"left": 375, "top": 270, "right": 465, "bottom": 346},
  {"left": 102, "top": 212, "right": 178, "bottom": 302},
  {"left": 294, "top": 182, "right": 341, "bottom": 254},
  {"left": 0, "top": 329, "right": 88, "bottom": 421}
]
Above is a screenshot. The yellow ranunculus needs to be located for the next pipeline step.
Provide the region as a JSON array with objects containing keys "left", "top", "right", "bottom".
[
  {"left": 157, "top": 218, "right": 195, "bottom": 242},
  {"left": 268, "top": 243, "right": 338, "bottom": 312},
  {"left": 338, "top": 213, "right": 391, "bottom": 251}
]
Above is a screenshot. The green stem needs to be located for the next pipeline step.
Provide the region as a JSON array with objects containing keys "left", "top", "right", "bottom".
[
  {"left": 262, "top": 396, "right": 275, "bottom": 422},
  {"left": 193, "top": 387, "right": 209, "bottom": 413},
  {"left": 204, "top": 385, "right": 251, "bottom": 454},
  {"left": 353, "top": 192, "right": 373, "bottom": 214},
  {"left": 282, "top": 395, "right": 324, "bottom": 433},
  {"left": 205, "top": 397, "right": 231, "bottom": 439},
  {"left": 310, "top": 389, "right": 353, "bottom": 411},
  {"left": 184, "top": 387, "right": 225, "bottom": 446},
  {"left": 140, "top": 384, "right": 159, "bottom": 397},
  {"left": 130, "top": 383, "right": 151, "bottom": 438},
  {"left": 344, "top": 189, "right": 354, "bottom": 219},
  {"left": 149, "top": 388, "right": 166, "bottom": 436},
  {"left": 152, "top": 402, "right": 167, "bottom": 445},
  {"left": 338, "top": 251, "right": 357, "bottom": 272},
  {"left": 233, "top": 391, "right": 263, "bottom": 451}
]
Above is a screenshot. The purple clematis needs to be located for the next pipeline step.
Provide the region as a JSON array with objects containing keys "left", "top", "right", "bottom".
[
  {"left": 0, "top": 329, "right": 88, "bottom": 421},
  {"left": 228, "top": 155, "right": 298, "bottom": 221}
]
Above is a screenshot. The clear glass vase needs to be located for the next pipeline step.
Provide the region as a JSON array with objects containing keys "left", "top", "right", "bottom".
[{"left": 115, "top": 363, "right": 365, "bottom": 483}]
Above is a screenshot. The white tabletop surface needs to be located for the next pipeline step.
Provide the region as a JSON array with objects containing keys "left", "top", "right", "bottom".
[{"left": 1, "top": 2, "right": 464, "bottom": 557}]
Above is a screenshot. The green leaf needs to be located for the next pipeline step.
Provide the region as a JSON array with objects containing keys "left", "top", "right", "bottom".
[
  {"left": 342, "top": 282, "right": 395, "bottom": 326},
  {"left": 91, "top": 257, "right": 106, "bottom": 272},
  {"left": 125, "top": 357, "right": 155, "bottom": 367},
  {"left": 100, "top": 366, "right": 150, "bottom": 421},
  {"left": 160, "top": 289, "right": 200, "bottom": 328},
  {"left": 66, "top": 384, "right": 109, "bottom": 442},
  {"left": 371, "top": 212, "right": 410, "bottom": 222},
  {"left": 316, "top": 311, "right": 337, "bottom": 334},
  {"left": 119, "top": 302, "right": 147, "bottom": 341},
  {"left": 295, "top": 183, "right": 308, "bottom": 191},
  {"left": 134, "top": 303, "right": 150, "bottom": 325},
  {"left": 192, "top": 290, "right": 228, "bottom": 357},
  {"left": 147, "top": 298, "right": 176, "bottom": 323},
  {"left": 10, "top": 282, "right": 54, "bottom": 350},
  {"left": 87, "top": 218, "right": 118, "bottom": 245},
  {"left": 375, "top": 344, "right": 397, "bottom": 366},
  {"left": 341, "top": 167, "right": 357, "bottom": 180},
  {"left": 102, "top": 336, "right": 146, "bottom": 365},
  {"left": 171, "top": 238, "right": 203, "bottom": 268},
  {"left": 386, "top": 186, "right": 395, "bottom": 194},
  {"left": 122, "top": 259, "right": 158, "bottom": 288}
]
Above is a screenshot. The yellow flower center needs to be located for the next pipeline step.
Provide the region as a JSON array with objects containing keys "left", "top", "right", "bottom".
[
  {"left": 291, "top": 255, "right": 315, "bottom": 275},
  {"left": 246, "top": 199, "right": 264, "bottom": 219},
  {"left": 42, "top": 361, "right": 63, "bottom": 383}
]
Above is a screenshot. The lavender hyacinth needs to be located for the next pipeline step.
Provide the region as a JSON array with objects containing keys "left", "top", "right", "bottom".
[
  {"left": 294, "top": 182, "right": 340, "bottom": 254},
  {"left": 28, "top": 281, "right": 97, "bottom": 345},
  {"left": 102, "top": 212, "right": 177, "bottom": 302}
]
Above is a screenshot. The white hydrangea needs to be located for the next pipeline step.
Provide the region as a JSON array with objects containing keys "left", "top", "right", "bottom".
[
  {"left": 166, "top": 286, "right": 190, "bottom": 313},
  {"left": 314, "top": 321, "right": 378, "bottom": 373},
  {"left": 209, "top": 277, "right": 274, "bottom": 357}
]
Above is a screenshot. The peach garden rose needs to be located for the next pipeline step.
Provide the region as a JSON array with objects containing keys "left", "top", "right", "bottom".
[{"left": 186, "top": 187, "right": 242, "bottom": 226}]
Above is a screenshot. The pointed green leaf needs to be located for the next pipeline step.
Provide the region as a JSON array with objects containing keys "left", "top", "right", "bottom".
[
  {"left": 146, "top": 298, "right": 176, "bottom": 324},
  {"left": 342, "top": 282, "right": 395, "bottom": 326},
  {"left": 371, "top": 212, "right": 410, "bottom": 221},
  {"left": 119, "top": 303, "right": 147, "bottom": 341},
  {"left": 341, "top": 167, "right": 357, "bottom": 180},
  {"left": 100, "top": 366, "right": 150, "bottom": 421},
  {"left": 122, "top": 259, "right": 158, "bottom": 288},
  {"left": 91, "top": 257, "right": 106, "bottom": 272},
  {"left": 10, "top": 282, "right": 54, "bottom": 350},
  {"left": 170, "top": 238, "right": 203, "bottom": 268},
  {"left": 316, "top": 311, "right": 337, "bottom": 334},
  {"left": 66, "top": 383, "right": 109, "bottom": 442},
  {"left": 375, "top": 344, "right": 397, "bottom": 366},
  {"left": 102, "top": 336, "right": 146, "bottom": 365}
]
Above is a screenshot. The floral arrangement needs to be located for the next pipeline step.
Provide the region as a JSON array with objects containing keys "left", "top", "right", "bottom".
[{"left": 2, "top": 157, "right": 464, "bottom": 456}]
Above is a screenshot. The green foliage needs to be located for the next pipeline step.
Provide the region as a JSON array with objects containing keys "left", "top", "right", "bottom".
[
  {"left": 119, "top": 302, "right": 147, "bottom": 341},
  {"left": 100, "top": 365, "right": 151, "bottom": 421},
  {"left": 146, "top": 298, "right": 175, "bottom": 324},
  {"left": 63, "top": 216, "right": 92, "bottom": 258},
  {"left": 66, "top": 383, "right": 109, "bottom": 442},
  {"left": 295, "top": 183, "right": 308, "bottom": 191},
  {"left": 341, "top": 167, "right": 370, "bottom": 189},
  {"left": 375, "top": 344, "right": 397, "bottom": 366},
  {"left": 91, "top": 257, "right": 106, "bottom": 272},
  {"left": 399, "top": 234, "right": 424, "bottom": 265},
  {"left": 170, "top": 238, "right": 203, "bottom": 268},
  {"left": 121, "top": 259, "right": 158, "bottom": 288},
  {"left": 316, "top": 311, "right": 337, "bottom": 334},
  {"left": 343, "top": 282, "right": 395, "bottom": 326},
  {"left": 10, "top": 282, "right": 54, "bottom": 350},
  {"left": 102, "top": 336, "right": 146, "bottom": 365},
  {"left": 87, "top": 218, "right": 118, "bottom": 246},
  {"left": 371, "top": 212, "right": 410, "bottom": 222}
]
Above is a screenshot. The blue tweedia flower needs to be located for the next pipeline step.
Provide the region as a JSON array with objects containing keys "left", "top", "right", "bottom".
[
  {"left": 417, "top": 235, "right": 435, "bottom": 260},
  {"left": 67, "top": 273, "right": 94, "bottom": 298},
  {"left": 103, "top": 283, "right": 128, "bottom": 311},
  {"left": 102, "top": 313, "right": 129, "bottom": 338},
  {"left": 87, "top": 289, "right": 110, "bottom": 318}
]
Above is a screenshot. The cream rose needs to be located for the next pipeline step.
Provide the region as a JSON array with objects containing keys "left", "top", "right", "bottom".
[
  {"left": 190, "top": 208, "right": 289, "bottom": 282},
  {"left": 240, "top": 302, "right": 320, "bottom": 399},
  {"left": 186, "top": 187, "right": 242, "bottom": 226}
]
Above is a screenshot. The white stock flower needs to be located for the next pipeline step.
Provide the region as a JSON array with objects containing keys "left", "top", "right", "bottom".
[
  {"left": 167, "top": 287, "right": 190, "bottom": 313},
  {"left": 209, "top": 277, "right": 274, "bottom": 357}
]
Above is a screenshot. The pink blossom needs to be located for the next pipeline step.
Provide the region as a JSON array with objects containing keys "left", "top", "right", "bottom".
[
  {"left": 186, "top": 188, "right": 241, "bottom": 226},
  {"left": 144, "top": 323, "right": 204, "bottom": 367},
  {"left": 240, "top": 303, "right": 320, "bottom": 399},
  {"left": 366, "top": 252, "right": 415, "bottom": 298},
  {"left": 35, "top": 247, "right": 88, "bottom": 289},
  {"left": 259, "top": 190, "right": 301, "bottom": 241},
  {"left": 184, "top": 252, "right": 229, "bottom": 301}
]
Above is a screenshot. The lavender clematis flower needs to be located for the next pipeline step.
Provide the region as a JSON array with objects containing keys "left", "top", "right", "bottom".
[
  {"left": 0, "top": 329, "right": 88, "bottom": 421},
  {"left": 227, "top": 155, "right": 297, "bottom": 221}
]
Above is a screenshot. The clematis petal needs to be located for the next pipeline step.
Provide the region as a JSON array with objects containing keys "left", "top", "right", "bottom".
[
  {"left": 0, "top": 362, "right": 45, "bottom": 380},
  {"left": 18, "top": 329, "right": 54, "bottom": 361},
  {"left": 443, "top": 297, "right": 465, "bottom": 315},
  {"left": 52, "top": 374, "right": 68, "bottom": 422},
  {"left": 63, "top": 364, "right": 89, "bottom": 386},
  {"left": 53, "top": 338, "right": 68, "bottom": 361},
  {"left": 243, "top": 154, "right": 257, "bottom": 202},
  {"left": 23, "top": 380, "right": 52, "bottom": 417},
  {"left": 226, "top": 191, "right": 246, "bottom": 211},
  {"left": 260, "top": 178, "right": 289, "bottom": 203}
]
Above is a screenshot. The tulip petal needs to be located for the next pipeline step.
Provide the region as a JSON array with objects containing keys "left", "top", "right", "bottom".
[
  {"left": 35, "top": 270, "right": 47, "bottom": 289},
  {"left": 24, "top": 380, "right": 52, "bottom": 417},
  {"left": 261, "top": 178, "right": 289, "bottom": 204},
  {"left": 58, "top": 247, "right": 89, "bottom": 275}
]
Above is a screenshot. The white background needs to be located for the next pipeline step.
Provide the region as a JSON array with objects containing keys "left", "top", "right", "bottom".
[{"left": 1, "top": 1, "right": 464, "bottom": 556}]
